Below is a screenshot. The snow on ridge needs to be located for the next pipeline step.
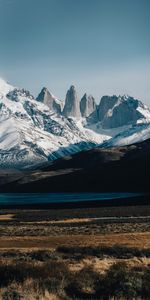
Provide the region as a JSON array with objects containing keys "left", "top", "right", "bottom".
[
  {"left": 0, "top": 78, "right": 150, "bottom": 168},
  {"left": 0, "top": 118, "right": 19, "bottom": 150},
  {"left": 101, "top": 123, "right": 150, "bottom": 147},
  {"left": 0, "top": 87, "right": 103, "bottom": 168},
  {"left": 0, "top": 78, "right": 14, "bottom": 96}
]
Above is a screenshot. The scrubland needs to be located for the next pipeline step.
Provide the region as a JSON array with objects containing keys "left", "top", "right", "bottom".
[{"left": 0, "top": 205, "right": 149, "bottom": 299}]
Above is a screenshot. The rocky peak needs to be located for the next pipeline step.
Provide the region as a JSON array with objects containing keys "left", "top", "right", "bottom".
[
  {"left": 63, "top": 85, "right": 81, "bottom": 118},
  {"left": 36, "top": 87, "right": 62, "bottom": 114},
  {"left": 36, "top": 87, "right": 54, "bottom": 104},
  {"left": 98, "top": 95, "right": 118, "bottom": 121},
  {"left": 97, "top": 95, "right": 148, "bottom": 129},
  {"left": 80, "top": 93, "right": 96, "bottom": 117},
  {"left": 70, "top": 85, "right": 76, "bottom": 92}
]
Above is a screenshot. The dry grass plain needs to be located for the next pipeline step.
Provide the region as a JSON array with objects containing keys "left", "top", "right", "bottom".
[
  {"left": 0, "top": 232, "right": 150, "bottom": 250},
  {"left": 0, "top": 204, "right": 150, "bottom": 299}
]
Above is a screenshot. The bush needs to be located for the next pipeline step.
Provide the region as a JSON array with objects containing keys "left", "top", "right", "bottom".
[
  {"left": 2, "top": 289, "right": 21, "bottom": 300},
  {"left": 142, "top": 268, "right": 150, "bottom": 298},
  {"left": 0, "top": 261, "right": 70, "bottom": 291},
  {"left": 28, "top": 250, "right": 58, "bottom": 262},
  {"left": 57, "top": 245, "right": 150, "bottom": 259},
  {"left": 0, "top": 259, "right": 149, "bottom": 299},
  {"left": 0, "top": 263, "right": 29, "bottom": 287},
  {"left": 96, "top": 262, "right": 143, "bottom": 299},
  {"left": 39, "top": 261, "right": 71, "bottom": 294},
  {"left": 66, "top": 266, "right": 100, "bottom": 299}
]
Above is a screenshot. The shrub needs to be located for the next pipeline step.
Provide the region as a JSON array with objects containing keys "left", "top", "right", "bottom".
[
  {"left": 2, "top": 289, "right": 21, "bottom": 300},
  {"left": 28, "top": 250, "right": 58, "bottom": 262},
  {"left": 142, "top": 268, "right": 150, "bottom": 298},
  {"left": 66, "top": 266, "right": 100, "bottom": 299},
  {"left": 39, "top": 261, "right": 71, "bottom": 294},
  {"left": 0, "top": 260, "right": 70, "bottom": 292},
  {"left": 0, "top": 259, "right": 148, "bottom": 299},
  {"left": 97, "top": 262, "right": 143, "bottom": 299},
  {"left": 0, "top": 263, "right": 29, "bottom": 287},
  {"left": 57, "top": 245, "right": 150, "bottom": 259}
]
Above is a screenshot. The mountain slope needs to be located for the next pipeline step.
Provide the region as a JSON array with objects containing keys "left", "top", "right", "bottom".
[
  {"left": 100, "top": 123, "right": 150, "bottom": 147},
  {"left": 1, "top": 137, "right": 150, "bottom": 192}
]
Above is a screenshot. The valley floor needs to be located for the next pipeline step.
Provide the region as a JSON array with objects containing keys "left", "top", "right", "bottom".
[{"left": 0, "top": 203, "right": 150, "bottom": 299}]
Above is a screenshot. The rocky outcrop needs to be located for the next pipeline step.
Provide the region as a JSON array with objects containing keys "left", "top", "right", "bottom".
[
  {"left": 63, "top": 85, "right": 81, "bottom": 118},
  {"left": 98, "top": 96, "right": 118, "bottom": 121},
  {"left": 98, "top": 96, "right": 144, "bottom": 129},
  {"left": 36, "top": 87, "right": 63, "bottom": 114},
  {"left": 80, "top": 93, "right": 96, "bottom": 117}
]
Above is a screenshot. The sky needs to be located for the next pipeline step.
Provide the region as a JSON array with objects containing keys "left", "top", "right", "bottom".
[{"left": 0, "top": 0, "right": 150, "bottom": 104}]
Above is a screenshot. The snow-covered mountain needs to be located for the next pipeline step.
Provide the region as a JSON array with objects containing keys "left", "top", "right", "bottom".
[
  {"left": 0, "top": 78, "right": 150, "bottom": 169},
  {"left": 0, "top": 79, "right": 106, "bottom": 169}
]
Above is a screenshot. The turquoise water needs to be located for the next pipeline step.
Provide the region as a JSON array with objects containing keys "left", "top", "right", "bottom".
[{"left": 0, "top": 193, "right": 144, "bottom": 206}]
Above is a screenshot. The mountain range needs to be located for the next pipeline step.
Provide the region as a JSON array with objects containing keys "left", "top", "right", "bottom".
[{"left": 0, "top": 78, "right": 150, "bottom": 170}]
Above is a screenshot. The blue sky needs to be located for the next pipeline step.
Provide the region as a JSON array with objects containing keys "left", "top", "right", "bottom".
[{"left": 0, "top": 0, "right": 150, "bottom": 104}]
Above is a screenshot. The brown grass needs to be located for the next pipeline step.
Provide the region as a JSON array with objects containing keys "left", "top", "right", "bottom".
[
  {"left": 0, "top": 214, "right": 14, "bottom": 221},
  {"left": 21, "top": 217, "right": 96, "bottom": 224},
  {"left": 0, "top": 232, "right": 150, "bottom": 250},
  {"left": 0, "top": 206, "right": 150, "bottom": 298}
]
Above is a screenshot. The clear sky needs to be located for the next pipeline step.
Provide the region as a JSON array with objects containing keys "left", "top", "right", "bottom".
[{"left": 0, "top": 0, "right": 150, "bottom": 104}]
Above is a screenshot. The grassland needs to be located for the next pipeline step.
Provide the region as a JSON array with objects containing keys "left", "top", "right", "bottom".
[{"left": 0, "top": 204, "right": 150, "bottom": 299}]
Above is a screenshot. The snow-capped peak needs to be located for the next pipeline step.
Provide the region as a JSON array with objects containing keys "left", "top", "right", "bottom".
[{"left": 0, "top": 78, "right": 14, "bottom": 96}]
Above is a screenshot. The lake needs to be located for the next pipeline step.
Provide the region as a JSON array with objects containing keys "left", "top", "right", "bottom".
[{"left": 0, "top": 192, "right": 145, "bottom": 206}]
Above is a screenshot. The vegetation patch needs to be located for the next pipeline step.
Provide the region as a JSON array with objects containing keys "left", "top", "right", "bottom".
[
  {"left": 57, "top": 245, "right": 150, "bottom": 259},
  {"left": 0, "top": 260, "right": 149, "bottom": 299}
]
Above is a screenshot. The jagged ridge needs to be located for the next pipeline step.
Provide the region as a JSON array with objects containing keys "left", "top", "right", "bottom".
[{"left": 0, "top": 78, "right": 150, "bottom": 169}]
